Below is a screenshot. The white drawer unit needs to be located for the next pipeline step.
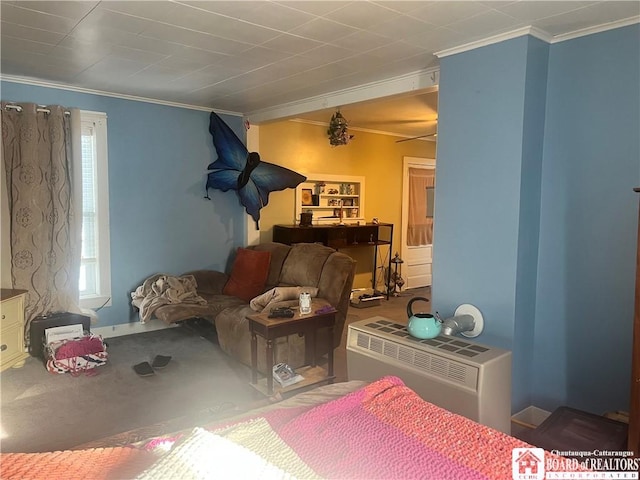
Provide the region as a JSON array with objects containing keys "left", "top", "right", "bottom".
[{"left": 1, "top": 289, "right": 29, "bottom": 371}]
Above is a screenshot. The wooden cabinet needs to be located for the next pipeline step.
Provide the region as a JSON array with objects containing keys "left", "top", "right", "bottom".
[
  {"left": 630, "top": 188, "right": 640, "bottom": 456},
  {"left": 1, "top": 289, "right": 28, "bottom": 371},
  {"left": 295, "top": 174, "right": 365, "bottom": 225},
  {"left": 274, "top": 223, "right": 388, "bottom": 250}
]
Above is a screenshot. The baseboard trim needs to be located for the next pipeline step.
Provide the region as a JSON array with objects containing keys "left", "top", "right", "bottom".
[{"left": 93, "top": 321, "right": 178, "bottom": 339}]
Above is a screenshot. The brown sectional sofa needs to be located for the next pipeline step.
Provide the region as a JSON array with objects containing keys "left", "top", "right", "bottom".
[{"left": 137, "top": 242, "right": 356, "bottom": 372}]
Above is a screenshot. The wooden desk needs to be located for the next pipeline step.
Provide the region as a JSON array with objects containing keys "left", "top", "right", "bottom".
[{"left": 247, "top": 298, "right": 336, "bottom": 396}]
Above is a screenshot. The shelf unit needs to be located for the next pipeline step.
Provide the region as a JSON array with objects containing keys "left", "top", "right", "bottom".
[{"left": 295, "top": 174, "right": 365, "bottom": 225}]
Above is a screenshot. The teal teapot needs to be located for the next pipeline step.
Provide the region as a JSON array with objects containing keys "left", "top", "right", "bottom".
[{"left": 406, "top": 297, "right": 442, "bottom": 339}]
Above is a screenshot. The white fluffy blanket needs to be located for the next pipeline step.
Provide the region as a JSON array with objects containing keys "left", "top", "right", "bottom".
[{"left": 131, "top": 274, "right": 207, "bottom": 323}]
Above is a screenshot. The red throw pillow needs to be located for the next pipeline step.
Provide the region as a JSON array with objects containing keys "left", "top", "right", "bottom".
[{"left": 223, "top": 248, "right": 271, "bottom": 302}]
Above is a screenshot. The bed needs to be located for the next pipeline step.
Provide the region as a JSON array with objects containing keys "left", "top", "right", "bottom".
[{"left": 1, "top": 376, "right": 585, "bottom": 479}]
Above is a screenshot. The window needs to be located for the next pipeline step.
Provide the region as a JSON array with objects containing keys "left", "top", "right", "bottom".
[{"left": 79, "top": 111, "right": 111, "bottom": 309}]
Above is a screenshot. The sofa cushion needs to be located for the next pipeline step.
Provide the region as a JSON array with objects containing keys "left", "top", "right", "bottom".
[
  {"left": 183, "top": 270, "right": 229, "bottom": 295},
  {"left": 279, "top": 243, "right": 335, "bottom": 288},
  {"left": 152, "top": 294, "right": 245, "bottom": 324},
  {"left": 250, "top": 242, "right": 292, "bottom": 290},
  {"left": 223, "top": 248, "right": 271, "bottom": 302}
]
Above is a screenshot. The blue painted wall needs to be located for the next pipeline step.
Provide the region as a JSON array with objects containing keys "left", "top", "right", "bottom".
[
  {"left": 1, "top": 81, "right": 247, "bottom": 327},
  {"left": 533, "top": 24, "right": 640, "bottom": 414},
  {"left": 433, "top": 37, "right": 526, "bottom": 350},
  {"left": 433, "top": 35, "right": 548, "bottom": 411},
  {"left": 434, "top": 24, "right": 639, "bottom": 414}
]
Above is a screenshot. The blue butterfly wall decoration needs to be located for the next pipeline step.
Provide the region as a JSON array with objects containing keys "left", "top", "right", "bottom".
[{"left": 205, "top": 112, "right": 306, "bottom": 229}]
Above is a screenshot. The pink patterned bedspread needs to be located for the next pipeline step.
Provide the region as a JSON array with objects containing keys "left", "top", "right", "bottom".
[
  {"left": 3, "top": 377, "right": 587, "bottom": 479},
  {"left": 227, "top": 375, "right": 529, "bottom": 479}
]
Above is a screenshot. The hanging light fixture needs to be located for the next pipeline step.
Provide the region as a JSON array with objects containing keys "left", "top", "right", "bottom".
[{"left": 327, "top": 109, "right": 354, "bottom": 146}]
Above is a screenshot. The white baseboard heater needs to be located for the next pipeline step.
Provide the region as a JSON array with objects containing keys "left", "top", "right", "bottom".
[{"left": 347, "top": 316, "right": 512, "bottom": 433}]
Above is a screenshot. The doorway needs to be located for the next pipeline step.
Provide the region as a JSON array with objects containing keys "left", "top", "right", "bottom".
[{"left": 401, "top": 156, "right": 436, "bottom": 289}]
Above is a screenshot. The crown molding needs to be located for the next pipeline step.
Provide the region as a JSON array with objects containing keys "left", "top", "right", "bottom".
[
  {"left": 435, "top": 17, "right": 639, "bottom": 58},
  {"left": 245, "top": 67, "right": 440, "bottom": 124},
  {"left": 435, "top": 26, "right": 552, "bottom": 58},
  {"left": 0, "top": 75, "right": 242, "bottom": 117},
  {"left": 550, "top": 16, "right": 639, "bottom": 43}
]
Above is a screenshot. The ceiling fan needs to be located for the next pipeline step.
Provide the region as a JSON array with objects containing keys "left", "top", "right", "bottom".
[
  {"left": 394, "top": 114, "right": 437, "bottom": 143},
  {"left": 395, "top": 132, "right": 437, "bottom": 143}
]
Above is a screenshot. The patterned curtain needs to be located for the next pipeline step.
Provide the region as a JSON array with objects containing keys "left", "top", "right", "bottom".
[
  {"left": 407, "top": 167, "right": 435, "bottom": 246},
  {"left": 1, "top": 102, "right": 82, "bottom": 347}
]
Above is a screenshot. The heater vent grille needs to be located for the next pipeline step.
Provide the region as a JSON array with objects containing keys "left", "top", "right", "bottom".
[
  {"left": 354, "top": 331, "right": 478, "bottom": 389},
  {"left": 361, "top": 319, "right": 489, "bottom": 358},
  {"left": 370, "top": 337, "right": 383, "bottom": 354}
]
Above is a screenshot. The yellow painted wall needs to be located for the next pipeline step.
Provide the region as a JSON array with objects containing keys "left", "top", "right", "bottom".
[{"left": 257, "top": 120, "right": 435, "bottom": 289}]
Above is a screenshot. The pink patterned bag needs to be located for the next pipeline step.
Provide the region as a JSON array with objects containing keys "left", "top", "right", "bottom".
[{"left": 45, "top": 334, "right": 108, "bottom": 376}]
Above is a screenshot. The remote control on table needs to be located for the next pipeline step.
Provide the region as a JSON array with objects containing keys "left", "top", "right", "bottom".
[{"left": 268, "top": 308, "right": 294, "bottom": 318}]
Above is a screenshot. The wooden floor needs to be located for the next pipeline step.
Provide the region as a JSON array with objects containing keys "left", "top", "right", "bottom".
[{"left": 333, "top": 286, "right": 431, "bottom": 383}]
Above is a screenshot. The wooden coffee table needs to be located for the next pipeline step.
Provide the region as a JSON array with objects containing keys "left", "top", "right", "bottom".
[{"left": 247, "top": 298, "right": 336, "bottom": 396}]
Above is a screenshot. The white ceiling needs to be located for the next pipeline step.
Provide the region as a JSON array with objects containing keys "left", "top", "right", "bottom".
[{"left": 1, "top": 1, "right": 638, "bottom": 138}]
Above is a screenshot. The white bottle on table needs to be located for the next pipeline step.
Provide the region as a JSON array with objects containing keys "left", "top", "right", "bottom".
[{"left": 299, "top": 290, "right": 311, "bottom": 315}]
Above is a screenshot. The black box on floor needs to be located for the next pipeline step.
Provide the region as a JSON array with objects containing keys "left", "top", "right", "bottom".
[
  {"left": 29, "top": 312, "right": 91, "bottom": 358},
  {"left": 527, "top": 406, "right": 628, "bottom": 457}
]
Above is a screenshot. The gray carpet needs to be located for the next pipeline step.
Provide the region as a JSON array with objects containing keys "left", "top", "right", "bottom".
[
  {"left": 0, "top": 287, "right": 432, "bottom": 454},
  {"left": 0, "top": 321, "right": 260, "bottom": 453}
]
